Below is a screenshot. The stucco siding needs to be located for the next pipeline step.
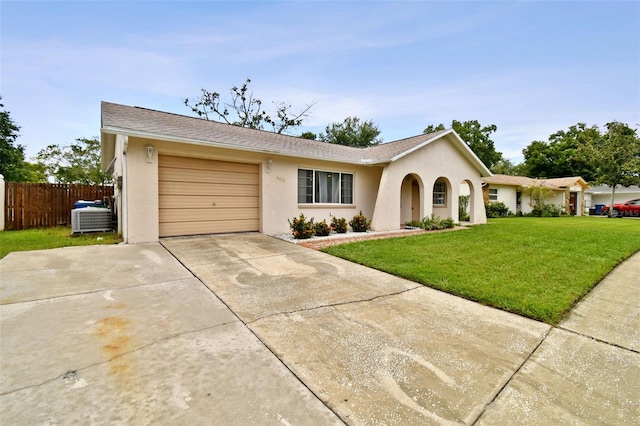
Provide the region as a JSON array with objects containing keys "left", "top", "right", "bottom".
[
  {"left": 371, "top": 135, "right": 487, "bottom": 230},
  {"left": 261, "top": 155, "right": 383, "bottom": 234},
  {"left": 126, "top": 137, "right": 160, "bottom": 243},
  {"left": 116, "top": 136, "right": 387, "bottom": 242},
  {"left": 491, "top": 185, "right": 518, "bottom": 214}
]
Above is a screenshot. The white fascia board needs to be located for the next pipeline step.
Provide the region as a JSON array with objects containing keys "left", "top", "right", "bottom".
[
  {"left": 99, "top": 126, "right": 372, "bottom": 167},
  {"left": 448, "top": 131, "right": 493, "bottom": 177}
]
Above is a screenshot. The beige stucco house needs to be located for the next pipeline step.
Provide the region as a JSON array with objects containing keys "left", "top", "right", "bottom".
[
  {"left": 482, "top": 174, "right": 588, "bottom": 216},
  {"left": 101, "top": 102, "right": 491, "bottom": 243}
]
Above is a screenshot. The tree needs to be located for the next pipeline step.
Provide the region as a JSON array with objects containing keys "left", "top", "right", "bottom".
[
  {"left": 320, "top": 116, "right": 382, "bottom": 148},
  {"left": 491, "top": 158, "right": 519, "bottom": 175},
  {"left": 424, "top": 120, "right": 503, "bottom": 171},
  {"left": 581, "top": 121, "right": 640, "bottom": 216},
  {"left": 0, "top": 97, "right": 44, "bottom": 182},
  {"left": 520, "top": 123, "right": 599, "bottom": 181},
  {"left": 423, "top": 123, "right": 446, "bottom": 134},
  {"left": 35, "top": 137, "right": 111, "bottom": 185},
  {"left": 184, "top": 78, "right": 314, "bottom": 134},
  {"left": 300, "top": 131, "right": 317, "bottom": 140}
]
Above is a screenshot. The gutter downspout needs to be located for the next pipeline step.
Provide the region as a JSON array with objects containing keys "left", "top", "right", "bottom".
[{"left": 122, "top": 136, "right": 129, "bottom": 243}]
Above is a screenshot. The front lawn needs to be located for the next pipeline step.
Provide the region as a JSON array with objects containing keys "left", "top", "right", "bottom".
[
  {"left": 323, "top": 217, "right": 640, "bottom": 325},
  {"left": 0, "top": 227, "right": 123, "bottom": 259}
]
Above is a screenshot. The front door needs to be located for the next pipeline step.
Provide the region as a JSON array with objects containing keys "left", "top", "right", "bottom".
[
  {"left": 412, "top": 180, "right": 420, "bottom": 221},
  {"left": 569, "top": 192, "right": 577, "bottom": 216}
]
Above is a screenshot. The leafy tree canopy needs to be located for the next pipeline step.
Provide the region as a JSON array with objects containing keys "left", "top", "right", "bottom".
[
  {"left": 300, "top": 131, "right": 317, "bottom": 140},
  {"left": 0, "top": 97, "right": 44, "bottom": 182},
  {"left": 184, "top": 78, "right": 314, "bottom": 134},
  {"left": 520, "top": 123, "right": 599, "bottom": 181},
  {"left": 582, "top": 121, "right": 640, "bottom": 187},
  {"left": 35, "top": 137, "right": 111, "bottom": 185},
  {"left": 320, "top": 116, "right": 382, "bottom": 148},
  {"left": 424, "top": 120, "right": 504, "bottom": 171}
]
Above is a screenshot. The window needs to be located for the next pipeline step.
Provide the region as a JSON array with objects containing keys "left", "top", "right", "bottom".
[
  {"left": 298, "top": 169, "right": 354, "bottom": 204},
  {"left": 489, "top": 188, "right": 498, "bottom": 201},
  {"left": 297, "top": 169, "right": 313, "bottom": 203},
  {"left": 433, "top": 180, "right": 447, "bottom": 206}
]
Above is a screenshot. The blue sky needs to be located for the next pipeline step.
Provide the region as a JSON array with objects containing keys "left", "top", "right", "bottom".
[{"left": 2, "top": 1, "right": 639, "bottom": 163}]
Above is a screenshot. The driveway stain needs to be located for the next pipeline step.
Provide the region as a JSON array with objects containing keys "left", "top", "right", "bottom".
[{"left": 91, "top": 315, "right": 138, "bottom": 381}]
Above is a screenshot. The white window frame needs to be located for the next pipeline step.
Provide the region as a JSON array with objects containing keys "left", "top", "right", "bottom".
[
  {"left": 298, "top": 168, "right": 354, "bottom": 205},
  {"left": 433, "top": 180, "right": 447, "bottom": 206},
  {"left": 489, "top": 188, "right": 498, "bottom": 201}
]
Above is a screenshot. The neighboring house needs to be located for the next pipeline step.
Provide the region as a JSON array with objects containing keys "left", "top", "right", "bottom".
[
  {"left": 585, "top": 185, "right": 640, "bottom": 214},
  {"left": 482, "top": 174, "right": 588, "bottom": 216},
  {"left": 101, "top": 102, "right": 491, "bottom": 243}
]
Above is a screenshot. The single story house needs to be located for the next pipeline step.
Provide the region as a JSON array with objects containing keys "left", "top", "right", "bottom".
[
  {"left": 101, "top": 102, "right": 491, "bottom": 243},
  {"left": 585, "top": 185, "right": 640, "bottom": 214},
  {"left": 482, "top": 174, "right": 588, "bottom": 216}
]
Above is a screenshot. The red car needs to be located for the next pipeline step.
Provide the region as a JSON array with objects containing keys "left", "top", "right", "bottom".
[{"left": 601, "top": 199, "right": 640, "bottom": 217}]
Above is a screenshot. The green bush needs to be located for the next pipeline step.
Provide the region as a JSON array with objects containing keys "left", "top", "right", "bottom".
[
  {"left": 485, "top": 201, "right": 511, "bottom": 218},
  {"left": 420, "top": 214, "right": 455, "bottom": 230},
  {"left": 405, "top": 220, "right": 422, "bottom": 228},
  {"left": 314, "top": 219, "right": 332, "bottom": 236},
  {"left": 288, "top": 213, "right": 315, "bottom": 239},
  {"left": 349, "top": 211, "right": 371, "bottom": 232},
  {"left": 330, "top": 217, "right": 348, "bottom": 233},
  {"left": 459, "top": 195, "right": 470, "bottom": 221},
  {"left": 528, "top": 204, "right": 565, "bottom": 217}
]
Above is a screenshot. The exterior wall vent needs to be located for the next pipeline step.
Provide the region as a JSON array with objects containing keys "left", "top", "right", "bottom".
[{"left": 71, "top": 207, "right": 112, "bottom": 233}]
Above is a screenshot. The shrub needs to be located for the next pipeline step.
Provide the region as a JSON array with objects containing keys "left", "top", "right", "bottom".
[
  {"left": 288, "top": 213, "right": 315, "bottom": 239},
  {"left": 349, "top": 211, "right": 371, "bottom": 232},
  {"left": 420, "top": 214, "right": 455, "bottom": 230},
  {"left": 314, "top": 219, "right": 332, "bottom": 236},
  {"left": 405, "top": 220, "right": 422, "bottom": 228},
  {"left": 330, "top": 217, "right": 348, "bottom": 233},
  {"left": 485, "top": 201, "right": 511, "bottom": 218},
  {"left": 528, "top": 204, "right": 565, "bottom": 217},
  {"left": 459, "top": 195, "right": 470, "bottom": 221}
]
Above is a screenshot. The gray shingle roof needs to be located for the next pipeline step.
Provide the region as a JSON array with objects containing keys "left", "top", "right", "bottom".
[
  {"left": 483, "top": 174, "right": 588, "bottom": 189},
  {"left": 101, "top": 102, "right": 448, "bottom": 164},
  {"left": 586, "top": 185, "right": 640, "bottom": 194}
]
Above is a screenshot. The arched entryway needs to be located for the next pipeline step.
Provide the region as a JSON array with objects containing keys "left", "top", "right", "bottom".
[
  {"left": 432, "top": 177, "right": 452, "bottom": 220},
  {"left": 401, "top": 174, "right": 422, "bottom": 225},
  {"left": 459, "top": 179, "right": 476, "bottom": 223}
]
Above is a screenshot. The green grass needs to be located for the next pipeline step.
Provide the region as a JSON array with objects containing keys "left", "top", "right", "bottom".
[
  {"left": 323, "top": 217, "right": 640, "bottom": 325},
  {"left": 0, "top": 227, "right": 123, "bottom": 259}
]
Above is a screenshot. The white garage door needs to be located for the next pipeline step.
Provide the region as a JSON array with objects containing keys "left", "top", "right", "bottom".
[{"left": 158, "top": 155, "right": 259, "bottom": 237}]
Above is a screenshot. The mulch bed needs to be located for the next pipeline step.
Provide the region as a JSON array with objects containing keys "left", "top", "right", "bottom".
[{"left": 298, "top": 227, "right": 465, "bottom": 250}]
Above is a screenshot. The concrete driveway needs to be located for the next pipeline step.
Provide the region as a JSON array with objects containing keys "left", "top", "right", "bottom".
[{"left": 1, "top": 234, "right": 638, "bottom": 424}]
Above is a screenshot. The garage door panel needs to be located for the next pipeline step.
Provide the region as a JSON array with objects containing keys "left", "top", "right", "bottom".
[
  {"left": 159, "top": 155, "right": 258, "bottom": 174},
  {"left": 159, "top": 167, "right": 258, "bottom": 185},
  {"left": 160, "top": 207, "right": 259, "bottom": 223},
  {"left": 160, "top": 219, "right": 260, "bottom": 237},
  {"left": 158, "top": 156, "right": 260, "bottom": 237},
  {"left": 159, "top": 181, "right": 259, "bottom": 197},
  {"left": 159, "top": 195, "right": 259, "bottom": 209}
]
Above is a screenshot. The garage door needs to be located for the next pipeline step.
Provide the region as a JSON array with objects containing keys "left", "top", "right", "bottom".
[{"left": 159, "top": 155, "right": 259, "bottom": 237}]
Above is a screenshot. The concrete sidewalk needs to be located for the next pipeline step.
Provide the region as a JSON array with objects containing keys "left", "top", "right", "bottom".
[{"left": 1, "top": 235, "right": 638, "bottom": 424}]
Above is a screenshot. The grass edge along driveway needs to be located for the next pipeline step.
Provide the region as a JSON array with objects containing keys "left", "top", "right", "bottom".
[
  {"left": 323, "top": 217, "right": 640, "bottom": 325},
  {"left": 0, "top": 227, "right": 123, "bottom": 259}
]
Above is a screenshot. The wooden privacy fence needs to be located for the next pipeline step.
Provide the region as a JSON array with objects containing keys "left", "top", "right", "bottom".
[{"left": 3, "top": 182, "right": 114, "bottom": 231}]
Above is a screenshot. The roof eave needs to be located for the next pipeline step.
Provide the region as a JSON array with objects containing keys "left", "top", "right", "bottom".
[{"left": 100, "top": 126, "right": 377, "bottom": 166}]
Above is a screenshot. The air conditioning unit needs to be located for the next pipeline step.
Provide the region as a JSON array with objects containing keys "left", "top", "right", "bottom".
[{"left": 71, "top": 207, "right": 112, "bottom": 233}]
